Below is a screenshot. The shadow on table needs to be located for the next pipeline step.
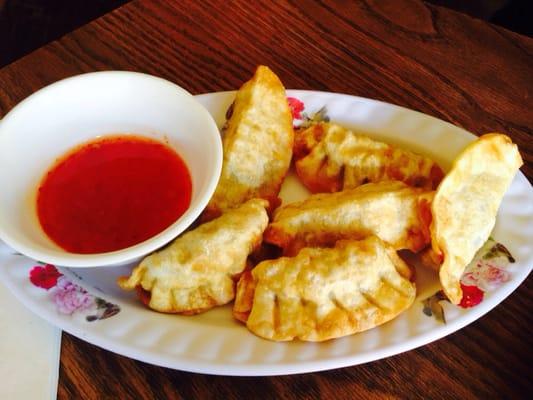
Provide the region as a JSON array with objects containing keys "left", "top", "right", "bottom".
[
  {"left": 0, "top": 0, "right": 530, "bottom": 69},
  {"left": 0, "top": 0, "right": 131, "bottom": 68}
]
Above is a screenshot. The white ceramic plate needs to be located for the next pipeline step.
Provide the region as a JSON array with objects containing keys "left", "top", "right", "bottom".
[{"left": 1, "top": 91, "right": 531, "bottom": 376}]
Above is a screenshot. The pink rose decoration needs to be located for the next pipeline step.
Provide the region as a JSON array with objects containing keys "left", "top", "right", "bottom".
[
  {"left": 460, "top": 271, "right": 478, "bottom": 287},
  {"left": 478, "top": 264, "right": 509, "bottom": 289},
  {"left": 28, "top": 263, "right": 120, "bottom": 320},
  {"left": 461, "top": 260, "right": 510, "bottom": 292},
  {"left": 51, "top": 276, "right": 94, "bottom": 315}
]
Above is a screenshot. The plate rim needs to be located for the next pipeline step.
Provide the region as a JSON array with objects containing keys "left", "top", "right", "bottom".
[{"left": 0, "top": 90, "right": 531, "bottom": 376}]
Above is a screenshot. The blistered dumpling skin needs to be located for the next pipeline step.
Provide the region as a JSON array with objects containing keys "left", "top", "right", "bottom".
[
  {"left": 430, "top": 133, "right": 522, "bottom": 304},
  {"left": 201, "top": 65, "right": 294, "bottom": 221},
  {"left": 234, "top": 237, "right": 416, "bottom": 341},
  {"left": 264, "top": 181, "right": 434, "bottom": 256},
  {"left": 118, "top": 199, "right": 269, "bottom": 314},
  {"left": 294, "top": 122, "right": 443, "bottom": 193}
]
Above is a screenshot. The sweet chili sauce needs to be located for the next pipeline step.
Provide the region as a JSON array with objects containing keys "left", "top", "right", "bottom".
[{"left": 37, "top": 135, "right": 192, "bottom": 254}]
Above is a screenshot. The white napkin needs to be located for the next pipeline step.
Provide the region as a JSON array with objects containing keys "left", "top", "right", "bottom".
[{"left": 0, "top": 281, "right": 61, "bottom": 400}]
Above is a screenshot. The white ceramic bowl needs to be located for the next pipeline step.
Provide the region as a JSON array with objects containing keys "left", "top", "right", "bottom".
[{"left": 0, "top": 71, "right": 222, "bottom": 267}]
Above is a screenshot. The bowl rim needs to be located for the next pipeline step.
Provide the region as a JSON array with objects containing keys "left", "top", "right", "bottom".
[{"left": 0, "top": 71, "right": 223, "bottom": 267}]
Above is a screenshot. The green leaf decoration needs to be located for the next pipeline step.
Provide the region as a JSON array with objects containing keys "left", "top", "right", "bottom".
[
  {"left": 299, "top": 106, "right": 330, "bottom": 129},
  {"left": 85, "top": 299, "right": 120, "bottom": 322},
  {"left": 482, "top": 241, "right": 515, "bottom": 263},
  {"left": 95, "top": 297, "right": 107, "bottom": 308},
  {"left": 422, "top": 290, "right": 449, "bottom": 323},
  {"left": 100, "top": 304, "right": 120, "bottom": 320}
]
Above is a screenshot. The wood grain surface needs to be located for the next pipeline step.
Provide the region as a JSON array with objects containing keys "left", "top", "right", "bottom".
[{"left": 0, "top": 0, "right": 531, "bottom": 399}]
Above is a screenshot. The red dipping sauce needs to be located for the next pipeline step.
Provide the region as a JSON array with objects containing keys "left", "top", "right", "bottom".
[{"left": 37, "top": 135, "right": 192, "bottom": 254}]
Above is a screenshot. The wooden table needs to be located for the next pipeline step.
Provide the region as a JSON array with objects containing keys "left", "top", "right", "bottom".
[{"left": 0, "top": 1, "right": 531, "bottom": 398}]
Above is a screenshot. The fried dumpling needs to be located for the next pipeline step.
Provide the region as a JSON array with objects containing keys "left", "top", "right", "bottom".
[
  {"left": 118, "top": 199, "right": 269, "bottom": 314},
  {"left": 294, "top": 122, "right": 444, "bottom": 193},
  {"left": 430, "top": 133, "right": 522, "bottom": 304},
  {"left": 201, "top": 65, "right": 294, "bottom": 221},
  {"left": 234, "top": 237, "right": 416, "bottom": 341},
  {"left": 263, "top": 181, "right": 434, "bottom": 256}
]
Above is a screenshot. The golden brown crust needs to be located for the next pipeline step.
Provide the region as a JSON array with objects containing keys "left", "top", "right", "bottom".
[
  {"left": 233, "top": 269, "right": 256, "bottom": 323},
  {"left": 234, "top": 237, "right": 416, "bottom": 341},
  {"left": 118, "top": 199, "right": 269, "bottom": 314},
  {"left": 263, "top": 181, "right": 434, "bottom": 256},
  {"left": 431, "top": 133, "right": 523, "bottom": 304},
  {"left": 294, "top": 122, "right": 444, "bottom": 193},
  {"left": 201, "top": 65, "right": 294, "bottom": 221}
]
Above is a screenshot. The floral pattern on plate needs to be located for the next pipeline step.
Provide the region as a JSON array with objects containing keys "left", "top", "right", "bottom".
[
  {"left": 29, "top": 263, "right": 120, "bottom": 321},
  {"left": 422, "top": 238, "right": 515, "bottom": 323},
  {"left": 288, "top": 96, "right": 329, "bottom": 128}
]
